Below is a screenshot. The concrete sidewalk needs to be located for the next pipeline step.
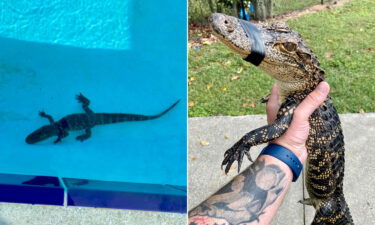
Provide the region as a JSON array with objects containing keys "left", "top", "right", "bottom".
[
  {"left": 189, "top": 113, "right": 375, "bottom": 224},
  {"left": 0, "top": 203, "right": 186, "bottom": 225}
]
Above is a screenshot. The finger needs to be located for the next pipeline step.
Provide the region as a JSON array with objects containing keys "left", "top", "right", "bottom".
[
  {"left": 294, "top": 82, "right": 330, "bottom": 122},
  {"left": 266, "top": 83, "right": 280, "bottom": 124}
]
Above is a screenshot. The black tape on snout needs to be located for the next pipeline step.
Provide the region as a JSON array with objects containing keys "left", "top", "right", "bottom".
[{"left": 238, "top": 19, "right": 265, "bottom": 66}]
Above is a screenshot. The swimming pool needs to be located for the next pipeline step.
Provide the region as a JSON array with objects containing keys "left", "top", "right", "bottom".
[{"left": 0, "top": 0, "right": 186, "bottom": 212}]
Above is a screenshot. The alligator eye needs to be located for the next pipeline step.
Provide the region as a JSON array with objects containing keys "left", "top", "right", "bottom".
[
  {"left": 225, "top": 22, "right": 234, "bottom": 32},
  {"left": 283, "top": 42, "right": 297, "bottom": 52},
  {"left": 298, "top": 52, "right": 312, "bottom": 61}
]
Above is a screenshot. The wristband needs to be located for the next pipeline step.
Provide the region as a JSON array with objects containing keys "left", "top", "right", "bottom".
[{"left": 260, "top": 144, "right": 303, "bottom": 182}]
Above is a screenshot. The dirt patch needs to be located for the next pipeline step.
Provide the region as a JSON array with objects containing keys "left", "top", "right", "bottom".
[
  {"left": 266, "top": 0, "right": 354, "bottom": 22},
  {"left": 188, "top": 24, "right": 218, "bottom": 50}
]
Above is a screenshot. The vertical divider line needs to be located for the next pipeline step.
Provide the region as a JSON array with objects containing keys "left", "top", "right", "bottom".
[{"left": 58, "top": 177, "right": 68, "bottom": 206}]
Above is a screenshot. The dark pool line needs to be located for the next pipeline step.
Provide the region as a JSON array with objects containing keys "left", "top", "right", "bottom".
[{"left": 0, "top": 173, "right": 187, "bottom": 213}]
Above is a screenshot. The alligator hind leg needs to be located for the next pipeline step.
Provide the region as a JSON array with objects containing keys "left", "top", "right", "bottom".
[
  {"left": 39, "top": 111, "right": 54, "bottom": 124},
  {"left": 222, "top": 98, "right": 297, "bottom": 173},
  {"left": 311, "top": 197, "right": 354, "bottom": 225},
  {"left": 76, "top": 128, "right": 92, "bottom": 142},
  {"left": 76, "top": 93, "right": 94, "bottom": 114}
]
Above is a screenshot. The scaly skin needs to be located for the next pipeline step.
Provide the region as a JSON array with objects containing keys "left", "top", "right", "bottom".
[
  {"left": 209, "top": 13, "right": 353, "bottom": 224},
  {"left": 25, "top": 93, "right": 179, "bottom": 144}
]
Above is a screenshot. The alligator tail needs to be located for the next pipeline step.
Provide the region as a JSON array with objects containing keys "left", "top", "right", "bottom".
[
  {"left": 94, "top": 100, "right": 180, "bottom": 125},
  {"left": 146, "top": 99, "right": 180, "bottom": 119},
  {"left": 311, "top": 196, "right": 354, "bottom": 225}
]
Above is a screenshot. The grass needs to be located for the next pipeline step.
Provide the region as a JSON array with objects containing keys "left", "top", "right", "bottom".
[{"left": 188, "top": 0, "right": 375, "bottom": 117}]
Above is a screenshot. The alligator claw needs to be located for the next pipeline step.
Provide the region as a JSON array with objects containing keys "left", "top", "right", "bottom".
[
  {"left": 76, "top": 136, "right": 85, "bottom": 142},
  {"left": 298, "top": 198, "right": 313, "bottom": 206},
  {"left": 76, "top": 134, "right": 90, "bottom": 142},
  {"left": 76, "top": 93, "right": 90, "bottom": 105},
  {"left": 222, "top": 142, "right": 252, "bottom": 174},
  {"left": 39, "top": 111, "right": 46, "bottom": 117},
  {"left": 224, "top": 159, "right": 235, "bottom": 174},
  {"left": 260, "top": 94, "right": 270, "bottom": 103},
  {"left": 221, "top": 154, "right": 230, "bottom": 169},
  {"left": 245, "top": 151, "right": 253, "bottom": 162},
  {"left": 39, "top": 111, "right": 55, "bottom": 124},
  {"left": 238, "top": 150, "right": 245, "bottom": 173}
]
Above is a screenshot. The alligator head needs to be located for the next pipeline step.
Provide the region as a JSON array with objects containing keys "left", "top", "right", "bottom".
[
  {"left": 25, "top": 124, "right": 59, "bottom": 144},
  {"left": 209, "top": 13, "right": 325, "bottom": 100}
]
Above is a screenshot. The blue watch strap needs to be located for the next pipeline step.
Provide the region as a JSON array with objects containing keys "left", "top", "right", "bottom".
[{"left": 260, "top": 144, "right": 303, "bottom": 182}]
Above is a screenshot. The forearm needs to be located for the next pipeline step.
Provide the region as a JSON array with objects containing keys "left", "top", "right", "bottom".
[{"left": 188, "top": 155, "right": 293, "bottom": 225}]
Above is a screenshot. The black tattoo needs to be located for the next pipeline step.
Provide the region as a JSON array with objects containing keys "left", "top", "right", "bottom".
[{"left": 189, "top": 159, "right": 288, "bottom": 225}]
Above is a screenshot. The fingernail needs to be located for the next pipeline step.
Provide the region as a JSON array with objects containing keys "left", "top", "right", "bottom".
[{"left": 317, "top": 82, "right": 329, "bottom": 95}]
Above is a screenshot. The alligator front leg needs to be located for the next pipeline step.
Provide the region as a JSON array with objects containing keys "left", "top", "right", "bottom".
[
  {"left": 54, "top": 129, "right": 69, "bottom": 144},
  {"left": 76, "top": 93, "right": 94, "bottom": 115},
  {"left": 39, "top": 111, "right": 55, "bottom": 124},
  {"left": 76, "top": 128, "right": 92, "bottom": 142},
  {"left": 222, "top": 99, "right": 297, "bottom": 173}
]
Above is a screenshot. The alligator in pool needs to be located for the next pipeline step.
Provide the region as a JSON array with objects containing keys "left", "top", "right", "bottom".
[
  {"left": 26, "top": 93, "right": 179, "bottom": 144},
  {"left": 209, "top": 13, "right": 353, "bottom": 224}
]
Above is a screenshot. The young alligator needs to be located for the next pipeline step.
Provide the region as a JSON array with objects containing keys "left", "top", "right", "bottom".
[
  {"left": 26, "top": 93, "right": 179, "bottom": 144},
  {"left": 209, "top": 13, "right": 353, "bottom": 224}
]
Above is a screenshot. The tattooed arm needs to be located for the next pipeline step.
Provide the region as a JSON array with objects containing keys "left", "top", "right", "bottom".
[
  {"left": 189, "top": 82, "right": 330, "bottom": 225},
  {"left": 189, "top": 155, "right": 292, "bottom": 225}
]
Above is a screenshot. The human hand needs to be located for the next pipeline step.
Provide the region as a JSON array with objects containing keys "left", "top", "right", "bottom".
[{"left": 266, "top": 82, "right": 330, "bottom": 163}]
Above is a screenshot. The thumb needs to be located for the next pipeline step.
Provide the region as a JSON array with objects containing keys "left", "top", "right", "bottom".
[{"left": 294, "top": 81, "right": 330, "bottom": 122}]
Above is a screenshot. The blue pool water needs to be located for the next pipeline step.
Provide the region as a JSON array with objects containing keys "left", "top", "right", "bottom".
[
  {"left": 0, "top": 0, "right": 186, "bottom": 188},
  {"left": 0, "top": 1, "right": 131, "bottom": 49}
]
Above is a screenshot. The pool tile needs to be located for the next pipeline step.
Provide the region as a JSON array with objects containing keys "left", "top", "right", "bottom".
[{"left": 0, "top": 173, "right": 64, "bottom": 205}]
